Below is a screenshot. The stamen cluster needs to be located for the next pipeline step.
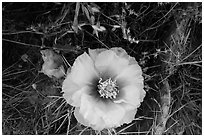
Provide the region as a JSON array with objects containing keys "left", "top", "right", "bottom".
[{"left": 98, "top": 78, "right": 119, "bottom": 99}]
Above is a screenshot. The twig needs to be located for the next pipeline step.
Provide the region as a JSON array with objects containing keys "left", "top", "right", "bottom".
[
  {"left": 2, "top": 30, "right": 44, "bottom": 35},
  {"left": 2, "top": 38, "right": 41, "bottom": 48},
  {"left": 140, "top": 3, "right": 178, "bottom": 36},
  {"left": 181, "top": 44, "right": 202, "bottom": 61}
]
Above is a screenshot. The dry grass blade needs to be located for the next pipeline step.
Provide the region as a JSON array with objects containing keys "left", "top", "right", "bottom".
[{"left": 72, "top": 2, "right": 80, "bottom": 33}]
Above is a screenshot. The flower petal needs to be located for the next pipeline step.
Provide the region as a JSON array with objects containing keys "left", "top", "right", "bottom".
[
  {"left": 119, "top": 84, "right": 145, "bottom": 107},
  {"left": 113, "top": 99, "right": 135, "bottom": 111},
  {"left": 62, "top": 81, "right": 90, "bottom": 107},
  {"left": 77, "top": 93, "right": 106, "bottom": 130},
  {"left": 74, "top": 108, "right": 89, "bottom": 126},
  {"left": 75, "top": 108, "right": 105, "bottom": 131},
  {"left": 88, "top": 48, "right": 107, "bottom": 62},
  {"left": 70, "top": 52, "right": 99, "bottom": 87},
  {"left": 78, "top": 92, "right": 126, "bottom": 130},
  {"left": 62, "top": 75, "right": 80, "bottom": 105},
  {"left": 95, "top": 101, "right": 126, "bottom": 127},
  {"left": 119, "top": 109, "right": 137, "bottom": 125},
  {"left": 95, "top": 50, "right": 129, "bottom": 77},
  {"left": 114, "top": 62, "right": 145, "bottom": 106},
  {"left": 111, "top": 47, "right": 137, "bottom": 65},
  {"left": 116, "top": 64, "right": 144, "bottom": 87}
]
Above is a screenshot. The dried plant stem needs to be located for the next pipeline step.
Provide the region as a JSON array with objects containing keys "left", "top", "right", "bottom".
[{"left": 154, "top": 80, "right": 171, "bottom": 134}]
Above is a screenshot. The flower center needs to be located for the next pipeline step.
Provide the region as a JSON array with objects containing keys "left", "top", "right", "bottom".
[{"left": 97, "top": 78, "right": 119, "bottom": 99}]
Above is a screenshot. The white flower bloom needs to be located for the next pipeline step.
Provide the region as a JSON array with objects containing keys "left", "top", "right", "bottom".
[{"left": 62, "top": 47, "right": 146, "bottom": 131}]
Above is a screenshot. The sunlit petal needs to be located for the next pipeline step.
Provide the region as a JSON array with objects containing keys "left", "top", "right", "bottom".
[
  {"left": 95, "top": 50, "right": 129, "bottom": 77},
  {"left": 62, "top": 79, "right": 90, "bottom": 107},
  {"left": 119, "top": 84, "right": 145, "bottom": 107},
  {"left": 70, "top": 52, "right": 99, "bottom": 87},
  {"left": 111, "top": 47, "right": 137, "bottom": 65},
  {"left": 75, "top": 107, "right": 105, "bottom": 131},
  {"left": 113, "top": 99, "right": 135, "bottom": 111},
  {"left": 116, "top": 64, "right": 143, "bottom": 87},
  {"left": 88, "top": 48, "right": 106, "bottom": 62},
  {"left": 95, "top": 100, "right": 126, "bottom": 127},
  {"left": 119, "top": 109, "right": 137, "bottom": 125},
  {"left": 62, "top": 75, "right": 80, "bottom": 106},
  {"left": 79, "top": 92, "right": 126, "bottom": 129},
  {"left": 78, "top": 93, "right": 106, "bottom": 130},
  {"left": 74, "top": 108, "right": 89, "bottom": 126}
]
